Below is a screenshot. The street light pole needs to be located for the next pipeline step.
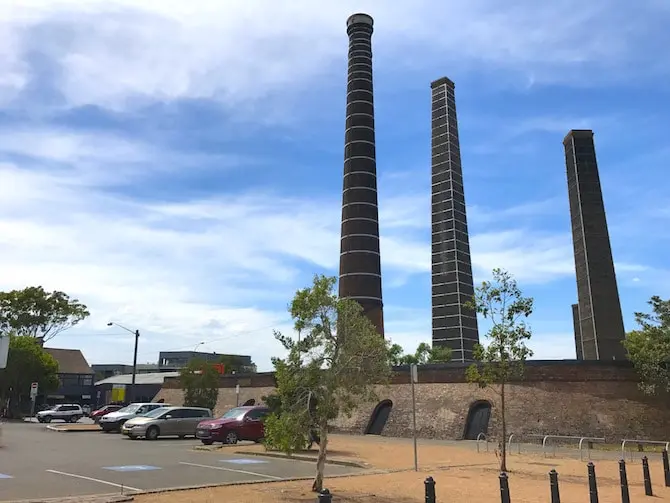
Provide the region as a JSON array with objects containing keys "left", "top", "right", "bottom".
[{"left": 107, "top": 322, "right": 140, "bottom": 405}]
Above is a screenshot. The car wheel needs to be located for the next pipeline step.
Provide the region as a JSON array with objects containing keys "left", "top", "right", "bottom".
[
  {"left": 43, "top": 416, "right": 52, "bottom": 423},
  {"left": 225, "top": 431, "right": 238, "bottom": 444},
  {"left": 146, "top": 426, "right": 160, "bottom": 440},
  {"left": 201, "top": 440, "right": 214, "bottom": 446},
  {"left": 70, "top": 416, "right": 81, "bottom": 423}
]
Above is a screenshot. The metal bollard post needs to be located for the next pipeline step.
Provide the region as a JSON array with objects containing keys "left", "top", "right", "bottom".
[
  {"left": 642, "top": 456, "right": 653, "bottom": 496},
  {"left": 587, "top": 462, "right": 599, "bottom": 503},
  {"left": 549, "top": 469, "right": 560, "bottom": 503},
  {"left": 663, "top": 449, "right": 670, "bottom": 487},
  {"left": 499, "top": 472, "right": 511, "bottom": 503},
  {"left": 424, "top": 476, "right": 436, "bottom": 503},
  {"left": 619, "top": 459, "right": 630, "bottom": 503},
  {"left": 317, "top": 488, "right": 332, "bottom": 503}
]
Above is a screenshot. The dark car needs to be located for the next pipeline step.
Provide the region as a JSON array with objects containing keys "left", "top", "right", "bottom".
[
  {"left": 90, "top": 404, "right": 123, "bottom": 423},
  {"left": 195, "top": 406, "right": 269, "bottom": 445}
]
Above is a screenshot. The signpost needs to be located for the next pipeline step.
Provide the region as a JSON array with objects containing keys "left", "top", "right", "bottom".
[
  {"left": 410, "top": 364, "right": 418, "bottom": 472},
  {"left": 235, "top": 384, "right": 240, "bottom": 406},
  {"left": 0, "top": 334, "right": 9, "bottom": 370},
  {"left": 30, "top": 382, "right": 38, "bottom": 418}
]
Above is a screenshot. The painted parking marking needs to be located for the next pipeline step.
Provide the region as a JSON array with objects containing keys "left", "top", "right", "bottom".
[
  {"left": 0, "top": 473, "right": 13, "bottom": 479},
  {"left": 45, "top": 469, "right": 142, "bottom": 492},
  {"left": 103, "top": 465, "right": 161, "bottom": 472},
  {"left": 179, "top": 461, "right": 282, "bottom": 480},
  {"left": 221, "top": 458, "right": 269, "bottom": 465}
]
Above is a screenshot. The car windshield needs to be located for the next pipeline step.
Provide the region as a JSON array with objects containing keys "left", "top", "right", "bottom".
[
  {"left": 116, "top": 404, "right": 141, "bottom": 414},
  {"left": 219, "top": 408, "right": 247, "bottom": 420},
  {"left": 142, "top": 408, "right": 168, "bottom": 418}
]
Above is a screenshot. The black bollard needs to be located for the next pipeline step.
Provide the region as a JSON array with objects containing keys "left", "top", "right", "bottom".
[
  {"left": 549, "top": 469, "right": 561, "bottom": 503},
  {"left": 587, "top": 462, "right": 599, "bottom": 503},
  {"left": 619, "top": 459, "right": 630, "bottom": 503},
  {"left": 499, "top": 472, "right": 511, "bottom": 503},
  {"left": 663, "top": 449, "right": 670, "bottom": 487},
  {"left": 317, "top": 488, "right": 332, "bottom": 503},
  {"left": 424, "top": 476, "right": 436, "bottom": 503},
  {"left": 642, "top": 456, "right": 653, "bottom": 496}
]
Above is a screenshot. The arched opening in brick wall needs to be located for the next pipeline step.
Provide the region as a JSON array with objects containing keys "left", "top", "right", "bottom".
[
  {"left": 463, "top": 400, "right": 492, "bottom": 440},
  {"left": 242, "top": 399, "right": 256, "bottom": 406},
  {"left": 364, "top": 399, "right": 393, "bottom": 435}
]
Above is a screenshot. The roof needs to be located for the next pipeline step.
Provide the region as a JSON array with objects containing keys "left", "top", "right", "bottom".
[
  {"left": 43, "top": 348, "right": 93, "bottom": 374},
  {"left": 95, "top": 371, "right": 180, "bottom": 386}
]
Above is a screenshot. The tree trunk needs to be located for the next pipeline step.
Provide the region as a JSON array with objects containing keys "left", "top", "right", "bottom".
[
  {"left": 500, "top": 381, "right": 507, "bottom": 472},
  {"left": 311, "top": 421, "right": 329, "bottom": 492}
]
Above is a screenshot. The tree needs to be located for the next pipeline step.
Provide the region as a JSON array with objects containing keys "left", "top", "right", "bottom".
[
  {"left": 388, "top": 341, "right": 452, "bottom": 366},
  {"left": 216, "top": 354, "right": 257, "bottom": 374},
  {"left": 624, "top": 296, "right": 670, "bottom": 395},
  {"left": 465, "top": 268, "right": 533, "bottom": 472},
  {"left": 266, "top": 274, "right": 391, "bottom": 492},
  {"left": 0, "top": 333, "right": 60, "bottom": 416},
  {"left": 179, "top": 358, "right": 220, "bottom": 411},
  {"left": 0, "top": 286, "right": 90, "bottom": 342}
]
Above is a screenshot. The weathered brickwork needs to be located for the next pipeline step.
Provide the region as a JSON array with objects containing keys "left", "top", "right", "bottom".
[{"left": 156, "top": 361, "right": 670, "bottom": 441}]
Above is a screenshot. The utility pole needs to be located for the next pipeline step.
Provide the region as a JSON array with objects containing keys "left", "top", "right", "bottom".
[{"left": 130, "top": 330, "right": 139, "bottom": 404}]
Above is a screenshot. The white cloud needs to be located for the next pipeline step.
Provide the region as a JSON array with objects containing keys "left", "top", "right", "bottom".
[{"left": 0, "top": 0, "right": 666, "bottom": 109}]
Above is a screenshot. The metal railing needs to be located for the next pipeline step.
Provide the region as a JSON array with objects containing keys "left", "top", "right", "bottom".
[
  {"left": 476, "top": 432, "right": 489, "bottom": 453},
  {"left": 621, "top": 439, "right": 670, "bottom": 461},
  {"left": 541, "top": 435, "right": 606, "bottom": 460},
  {"left": 506, "top": 433, "right": 521, "bottom": 454}
]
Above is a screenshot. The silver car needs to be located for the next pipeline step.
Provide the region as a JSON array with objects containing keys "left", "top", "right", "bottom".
[{"left": 121, "top": 406, "right": 212, "bottom": 440}]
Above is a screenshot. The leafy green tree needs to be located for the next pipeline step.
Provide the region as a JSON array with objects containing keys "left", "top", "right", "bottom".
[
  {"left": 0, "top": 334, "right": 59, "bottom": 416},
  {"left": 216, "top": 354, "right": 257, "bottom": 374},
  {"left": 465, "top": 268, "right": 533, "bottom": 472},
  {"left": 266, "top": 274, "right": 391, "bottom": 492},
  {"left": 0, "top": 286, "right": 90, "bottom": 342},
  {"left": 179, "top": 358, "right": 220, "bottom": 411},
  {"left": 388, "top": 341, "right": 452, "bottom": 366},
  {"left": 624, "top": 296, "right": 670, "bottom": 395}
]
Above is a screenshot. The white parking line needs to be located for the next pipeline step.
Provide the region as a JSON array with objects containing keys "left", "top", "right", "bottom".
[
  {"left": 179, "top": 461, "right": 283, "bottom": 480},
  {"left": 45, "top": 469, "right": 143, "bottom": 492}
]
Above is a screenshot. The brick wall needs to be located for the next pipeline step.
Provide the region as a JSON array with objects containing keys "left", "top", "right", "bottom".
[{"left": 155, "top": 361, "right": 670, "bottom": 441}]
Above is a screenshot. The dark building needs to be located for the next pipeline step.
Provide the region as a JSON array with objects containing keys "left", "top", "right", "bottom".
[
  {"left": 430, "top": 77, "right": 479, "bottom": 362},
  {"left": 338, "top": 13, "right": 385, "bottom": 336},
  {"left": 42, "top": 348, "right": 95, "bottom": 406},
  {"left": 94, "top": 371, "right": 178, "bottom": 407},
  {"left": 572, "top": 303, "right": 583, "bottom": 360},
  {"left": 158, "top": 351, "right": 252, "bottom": 372},
  {"left": 564, "top": 129, "right": 626, "bottom": 361}
]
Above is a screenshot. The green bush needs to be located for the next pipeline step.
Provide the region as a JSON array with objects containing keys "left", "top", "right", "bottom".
[{"left": 262, "top": 412, "right": 310, "bottom": 454}]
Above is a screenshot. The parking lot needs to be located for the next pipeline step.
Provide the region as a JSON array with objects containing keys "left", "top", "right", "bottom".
[{"left": 0, "top": 422, "right": 362, "bottom": 501}]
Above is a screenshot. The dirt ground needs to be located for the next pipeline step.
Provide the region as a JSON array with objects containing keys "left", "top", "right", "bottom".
[{"left": 136, "top": 434, "right": 670, "bottom": 502}]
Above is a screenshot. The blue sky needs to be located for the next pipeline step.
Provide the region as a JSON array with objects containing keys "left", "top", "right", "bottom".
[{"left": 0, "top": 0, "right": 668, "bottom": 371}]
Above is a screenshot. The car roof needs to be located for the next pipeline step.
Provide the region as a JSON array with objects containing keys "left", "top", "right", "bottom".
[{"left": 163, "top": 406, "right": 211, "bottom": 411}]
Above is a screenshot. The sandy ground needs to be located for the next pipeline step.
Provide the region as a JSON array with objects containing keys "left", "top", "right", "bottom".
[{"left": 136, "top": 434, "right": 670, "bottom": 502}]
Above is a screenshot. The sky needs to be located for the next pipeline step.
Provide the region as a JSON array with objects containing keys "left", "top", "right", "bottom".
[{"left": 0, "top": 0, "right": 668, "bottom": 372}]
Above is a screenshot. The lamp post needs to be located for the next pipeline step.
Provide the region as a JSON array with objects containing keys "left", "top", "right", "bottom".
[
  {"left": 193, "top": 342, "right": 205, "bottom": 352},
  {"left": 107, "top": 322, "right": 140, "bottom": 404}
]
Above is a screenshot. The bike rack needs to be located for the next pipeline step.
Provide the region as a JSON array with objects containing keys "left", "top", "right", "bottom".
[
  {"left": 541, "top": 435, "right": 606, "bottom": 460},
  {"left": 476, "top": 432, "right": 489, "bottom": 453},
  {"left": 507, "top": 433, "right": 521, "bottom": 454},
  {"left": 621, "top": 439, "right": 670, "bottom": 461}
]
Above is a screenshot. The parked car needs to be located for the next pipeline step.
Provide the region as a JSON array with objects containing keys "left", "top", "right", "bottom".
[
  {"left": 195, "top": 406, "right": 270, "bottom": 445},
  {"left": 121, "top": 406, "right": 212, "bottom": 440},
  {"left": 36, "top": 404, "right": 84, "bottom": 423},
  {"left": 99, "top": 402, "right": 170, "bottom": 432},
  {"left": 90, "top": 404, "right": 124, "bottom": 423}
]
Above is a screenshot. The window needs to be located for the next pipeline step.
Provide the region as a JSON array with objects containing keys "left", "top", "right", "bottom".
[
  {"left": 246, "top": 409, "right": 269, "bottom": 420},
  {"left": 80, "top": 375, "right": 93, "bottom": 386}
]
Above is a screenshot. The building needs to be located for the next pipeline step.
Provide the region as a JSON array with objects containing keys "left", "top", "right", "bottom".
[
  {"left": 94, "top": 371, "right": 179, "bottom": 407},
  {"left": 563, "top": 129, "right": 626, "bottom": 361},
  {"left": 430, "top": 77, "right": 479, "bottom": 362},
  {"left": 92, "top": 363, "right": 158, "bottom": 380},
  {"left": 338, "top": 13, "right": 385, "bottom": 336},
  {"left": 42, "top": 348, "right": 95, "bottom": 406},
  {"left": 571, "top": 304, "right": 583, "bottom": 360},
  {"left": 157, "top": 351, "right": 251, "bottom": 372}
]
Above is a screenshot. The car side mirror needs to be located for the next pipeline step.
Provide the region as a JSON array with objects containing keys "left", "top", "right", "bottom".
[{"left": 165, "top": 415, "right": 173, "bottom": 420}]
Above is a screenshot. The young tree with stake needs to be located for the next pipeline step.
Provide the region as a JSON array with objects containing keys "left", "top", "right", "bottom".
[
  {"left": 266, "top": 274, "right": 391, "bottom": 492},
  {"left": 466, "top": 268, "right": 533, "bottom": 472}
]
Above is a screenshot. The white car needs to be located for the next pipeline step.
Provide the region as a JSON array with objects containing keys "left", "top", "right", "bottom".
[
  {"left": 99, "top": 402, "right": 170, "bottom": 432},
  {"left": 36, "top": 404, "right": 84, "bottom": 423}
]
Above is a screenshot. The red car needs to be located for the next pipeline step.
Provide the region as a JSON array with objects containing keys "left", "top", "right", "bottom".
[
  {"left": 195, "top": 406, "right": 270, "bottom": 445},
  {"left": 90, "top": 404, "right": 123, "bottom": 423}
]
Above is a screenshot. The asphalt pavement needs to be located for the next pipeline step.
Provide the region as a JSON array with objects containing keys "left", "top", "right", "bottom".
[{"left": 0, "top": 422, "right": 361, "bottom": 502}]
